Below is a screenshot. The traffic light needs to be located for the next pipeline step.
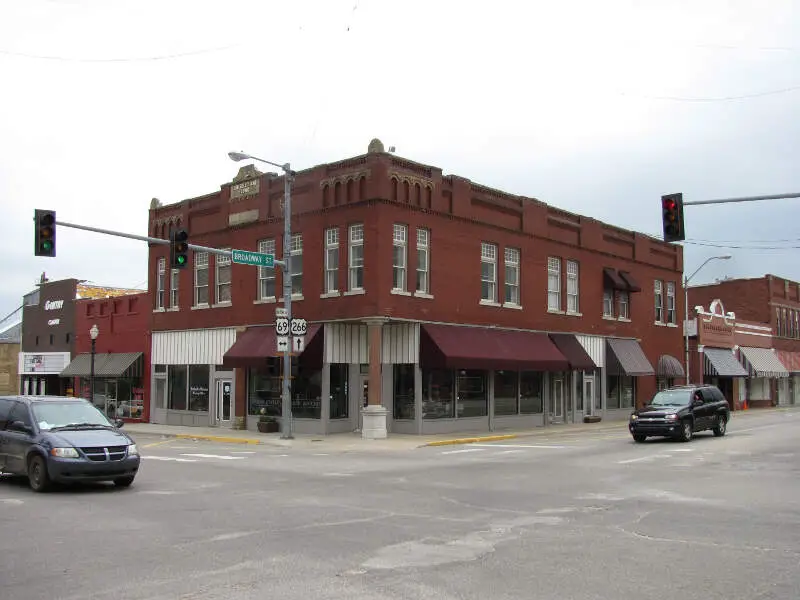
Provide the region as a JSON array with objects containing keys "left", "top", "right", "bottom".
[
  {"left": 661, "top": 193, "right": 685, "bottom": 242},
  {"left": 170, "top": 228, "right": 189, "bottom": 269},
  {"left": 34, "top": 209, "right": 56, "bottom": 257}
]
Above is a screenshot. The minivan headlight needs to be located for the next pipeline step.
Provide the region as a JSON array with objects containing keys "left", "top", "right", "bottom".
[
  {"left": 51, "top": 447, "right": 79, "bottom": 458},
  {"left": 127, "top": 444, "right": 139, "bottom": 456}
]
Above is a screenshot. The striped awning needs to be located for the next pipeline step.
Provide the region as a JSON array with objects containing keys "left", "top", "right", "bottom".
[
  {"left": 606, "top": 338, "right": 654, "bottom": 376},
  {"left": 703, "top": 347, "right": 748, "bottom": 377},
  {"left": 656, "top": 354, "right": 685, "bottom": 378},
  {"left": 61, "top": 352, "right": 143, "bottom": 378},
  {"left": 775, "top": 350, "right": 800, "bottom": 373},
  {"left": 738, "top": 347, "right": 790, "bottom": 378}
]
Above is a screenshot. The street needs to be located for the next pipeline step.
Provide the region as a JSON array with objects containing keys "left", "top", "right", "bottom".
[{"left": 1, "top": 409, "right": 799, "bottom": 600}]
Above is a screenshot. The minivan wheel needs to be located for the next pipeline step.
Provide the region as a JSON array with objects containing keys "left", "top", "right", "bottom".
[
  {"left": 114, "top": 476, "right": 135, "bottom": 488},
  {"left": 679, "top": 419, "right": 694, "bottom": 442},
  {"left": 713, "top": 415, "right": 727, "bottom": 437},
  {"left": 28, "top": 455, "right": 51, "bottom": 493}
]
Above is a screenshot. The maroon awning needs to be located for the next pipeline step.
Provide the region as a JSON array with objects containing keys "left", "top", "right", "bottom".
[
  {"left": 420, "top": 324, "right": 569, "bottom": 371},
  {"left": 548, "top": 333, "right": 597, "bottom": 371},
  {"left": 618, "top": 270, "right": 642, "bottom": 292},
  {"left": 222, "top": 324, "right": 320, "bottom": 369},
  {"left": 603, "top": 267, "right": 627, "bottom": 290}
]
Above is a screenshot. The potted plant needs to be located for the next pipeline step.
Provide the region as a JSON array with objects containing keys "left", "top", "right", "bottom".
[{"left": 257, "top": 409, "right": 279, "bottom": 433}]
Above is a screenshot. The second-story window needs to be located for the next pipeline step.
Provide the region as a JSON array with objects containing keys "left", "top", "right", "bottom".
[
  {"left": 349, "top": 224, "right": 364, "bottom": 291},
  {"left": 258, "top": 239, "right": 276, "bottom": 300},
  {"left": 170, "top": 268, "right": 179, "bottom": 308},
  {"left": 291, "top": 234, "right": 303, "bottom": 296},
  {"left": 194, "top": 251, "right": 209, "bottom": 306},
  {"left": 666, "top": 282, "right": 676, "bottom": 324},
  {"left": 324, "top": 228, "right": 339, "bottom": 294},
  {"left": 603, "top": 289, "right": 614, "bottom": 317},
  {"left": 547, "top": 257, "right": 561, "bottom": 311},
  {"left": 618, "top": 290, "right": 630, "bottom": 319},
  {"left": 216, "top": 250, "right": 232, "bottom": 304},
  {"left": 481, "top": 242, "right": 497, "bottom": 302},
  {"left": 654, "top": 280, "right": 664, "bottom": 322},
  {"left": 416, "top": 228, "right": 430, "bottom": 294},
  {"left": 393, "top": 224, "right": 407, "bottom": 291},
  {"left": 566, "top": 259, "right": 579, "bottom": 313},
  {"left": 504, "top": 247, "right": 520, "bottom": 305},
  {"left": 156, "top": 257, "right": 166, "bottom": 309}
]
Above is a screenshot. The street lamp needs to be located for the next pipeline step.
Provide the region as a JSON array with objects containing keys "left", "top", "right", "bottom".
[
  {"left": 228, "top": 150, "right": 296, "bottom": 439},
  {"left": 684, "top": 255, "right": 732, "bottom": 384},
  {"left": 89, "top": 324, "right": 99, "bottom": 406}
]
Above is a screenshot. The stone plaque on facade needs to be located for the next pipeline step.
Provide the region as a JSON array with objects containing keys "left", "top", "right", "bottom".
[{"left": 231, "top": 178, "right": 260, "bottom": 200}]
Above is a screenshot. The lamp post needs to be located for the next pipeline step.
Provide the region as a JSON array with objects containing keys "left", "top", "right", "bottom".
[
  {"left": 684, "top": 255, "right": 731, "bottom": 384},
  {"left": 228, "top": 151, "right": 296, "bottom": 439},
  {"left": 89, "top": 324, "right": 99, "bottom": 406}
]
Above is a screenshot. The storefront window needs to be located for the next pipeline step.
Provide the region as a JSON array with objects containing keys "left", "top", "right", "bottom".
[
  {"left": 188, "top": 365, "right": 210, "bottom": 412},
  {"left": 248, "top": 360, "right": 281, "bottom": 417},
  {"left": 457, "top": 370, "right": 487, "bottom": 417},
  {"left": 422, "top": 369, "right": 455, "bottom": 419},
  {"left": 520, "top": 371, "right": 544, "bottom": 414},
  {"left": 329, "top": 364, "right": 348, "bottom": 419},
  {"left": 292, "top": 367, "right": 322, "bottom": 419},
  {"left": 393, "top": 364, "right": 415, "bottom": 420},
  {"left": 494, "top": 371, "right": 519, "bottom": 416},
  {"left": 168, "top": 365, "right": 187, "bottom": 410},
  {"left": 607, "top": 375, "right": 635, "bottom": 409}
]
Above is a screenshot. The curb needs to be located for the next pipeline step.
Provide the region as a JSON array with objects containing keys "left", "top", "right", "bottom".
[
  {"left": 423, "top": 434, "right": 518, "bottom": 447},
  {"left": 137, "top": 432, "right": 263, "bottom": 445}
]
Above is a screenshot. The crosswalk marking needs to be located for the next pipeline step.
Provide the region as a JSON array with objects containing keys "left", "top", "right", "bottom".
[
  {"left": 472, "top": 443, "right": 567, "bottom": 449},
  {"left": 180, "top": 453, "right": 245, "bottom": 460},
  {"left": 441, "top": 448, "right": 483, "bottom": 455},
  {"left": 144, "top": 456, "right": 198, "bottom": 463}
]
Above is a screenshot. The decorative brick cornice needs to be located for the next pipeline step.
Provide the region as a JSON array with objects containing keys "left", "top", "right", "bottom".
[
  {"left": 388, "top": 170, "right": 434, "bottom": 190},
  {"left": 319, "top": 169, "right": 371, "bottom": 189}
]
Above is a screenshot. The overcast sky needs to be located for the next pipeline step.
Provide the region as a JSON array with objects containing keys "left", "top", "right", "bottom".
[{"left": 1, "top": 0, "right": 799, "bottom": 320}]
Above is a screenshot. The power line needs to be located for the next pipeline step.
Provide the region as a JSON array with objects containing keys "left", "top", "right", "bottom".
[{"left": 683, "top": 240, "right": 800, "bottom": 250}]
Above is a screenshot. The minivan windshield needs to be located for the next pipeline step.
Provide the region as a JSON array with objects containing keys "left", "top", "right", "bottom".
[
  {"left": 649, "top": 389, "right": 692, "bottom": 406},
  {"left": 31, "top": 402, "right": 113, "bottom": 431}
]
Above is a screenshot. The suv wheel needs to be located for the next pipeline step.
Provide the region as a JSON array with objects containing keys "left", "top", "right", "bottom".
[
  {"left": 632, "top": 434, "right": 647, "bottom": 443},
  {"left": 679, "top": 419, "right": 694, "bottom": 443},
  {"left": 713, "top": 415, "right": 727, "bottom": 437}
]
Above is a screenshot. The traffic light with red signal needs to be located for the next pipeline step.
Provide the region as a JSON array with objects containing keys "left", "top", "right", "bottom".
[
  {"left": 170, "top": 228, "right": 190, "bottom": 269},
  {"left": 661, "top": 193, "right": 685, "bottom": 242},
  {"left": 34, "top": 209, "right": 57, "bottom": 257}
]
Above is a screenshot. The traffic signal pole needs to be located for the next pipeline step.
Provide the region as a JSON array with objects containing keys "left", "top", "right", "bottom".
[{"left": 683, "top": 191, "right": 800, "bottom": 206}]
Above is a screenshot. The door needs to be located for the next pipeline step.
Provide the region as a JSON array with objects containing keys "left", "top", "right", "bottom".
[
  {"left": 583, "top": 377, "right": 595, "bottom": 416},
  {"left": 216, "top": 379, "right": 233, "bottom": 425},
  {"left": 357, "top": 375, "right": 369, "bottom": 431},
  {"left": 550, "top": 378, "right": 564, "bottom": 422},
  {"left": 4, "top": 402, "right": 35, "bottom": 475}
]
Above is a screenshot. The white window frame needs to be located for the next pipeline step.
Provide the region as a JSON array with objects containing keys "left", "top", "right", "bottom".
[
  {"left": 258, "top": 239, "right": 276, "bottom": 301},
  {"left": 349, "top": 224, "right": 364, "bottom": 292},
  {"left": 170, "top": 268, "right": 179, "bottom": 308},
  {"left": 666, "top": 282, "right": 676, "bottom": 324},
  {"left": 215, "top": 249, "right": 232, "bottom": 304},
  {"left": 504, "top": 247, "right": 520, "bottom": 306},
  {"left": 392, "top": 224, "right": 408, "bottom": 292},
  {"left": 416, "top": 228, "right": 430, "bottom": 295},
  {"left": 566, "top": 259, "right": 579, "bottom": 313},
  {"left": 654, "top": 280, "right": 664, "bottom": 323},
  {"left": 290, "top": 234, "right": 303, "bottom": 297},
  {"left": 480, "top": 242, "right": 497, "bottom": 303},
  {"left": 603, "top": 289, "right": 614, "bottom": 317},
  {"left": 156, "top": 257, "right": 166, "bottom": 310},
  {"left": 618, "top": 290, "right": 630, "bottom": 320},
  {"left": 324, "top": 228, "right": 339, "bottom": 295},
  {"left": 547, "top": 257, "right": 561, "bottom": 311},
  {"left": 194, "top": 251, "right": 209, "bottom": 306}
]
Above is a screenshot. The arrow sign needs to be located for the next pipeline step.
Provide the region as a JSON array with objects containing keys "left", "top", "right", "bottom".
[
  {"left": 293, "top": 336, "right": 305, "bottom": 353},
  {"left": 276, "top": 336, "right": 289, "bottom": 353}
]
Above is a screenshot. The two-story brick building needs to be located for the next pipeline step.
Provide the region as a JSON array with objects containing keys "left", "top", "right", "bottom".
[{"left": 147, "top": 139, "right": 686, "bottom": 436}]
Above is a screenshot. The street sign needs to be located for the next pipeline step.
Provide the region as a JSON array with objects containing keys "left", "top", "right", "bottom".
[
  {"left": 275, "top": 307, "right": 288, "bottom": 318},
  {"left": 232, "top": 249, "right": 274, "bottom": 268},
  {"left": 275, "top": 317, "right": 289, "bottom": 336},
  {"left": 290, "top": 318, "right": 307, "bottom": 336},
  {"left": 276, "top": 336, "right": 289, "bottom": 353},
  {"left": 293, "top": 336, "right": 305, "bottom": 353}
]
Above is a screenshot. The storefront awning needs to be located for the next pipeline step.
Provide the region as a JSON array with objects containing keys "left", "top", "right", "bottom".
[
  {"left": 221, "top": 324, "right": 321, "bottom": 369},
  {"left": 548, "top": 333, "right": 597, "bottom": 370},
  {"left": 420, "top": 324, "right": 570, "bottom": 371},
  {"left": 618, "top": 271, "right": 642, "bottom": 293},
  {"left": 656, "top": 354, "right": 685, "bottom": 378},
  {"left": 606, "top": 338, "right": 654, "bottom": 376},
  {"left": 738, "top": 346, "right": 790, "bottom": 378},
  {"left": 60, "top": 352, "right": 143, "bottom": 378},
  {"left": 703, "top": 347, "right": 748, "bottom": 377},
  {"left": 603, "top": 267, "right": 627, "bottom": 291},
  {"left": 775, "top": 350, "right": 800, "bottom": 373}
]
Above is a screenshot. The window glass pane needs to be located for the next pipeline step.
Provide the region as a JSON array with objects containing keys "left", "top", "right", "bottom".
[
  {"left": 457, "top": 370, "right": 487, "bottom": 417},
  {"left": 393, "top": 364, "right": 415, "bottom": 420},
  {"left": 248, "top": 360, "right": 282, "bottom": 416},
  {"left": 292, "top": 367, "right": 321, "bottom": 419},
  {"left": 330, "top": 364, "right": 349, "bottom": 419},
  {"left": 422, "top": 369, "right": 455, "bottom": 419},
  {"left": 188, "top": 365, "right": 209, "bottom": 411},
  {"left": 494, "top": 371, "right": 518, "bottom": 415},
  {"left": 168, "top": 366, "right": 187, "bottom": 410},
  {"left": 520, "top": 371, "right": 543, "bottom": 413},
  {"left": 607, "top": 375, "right": 621, "bottom": 409}
]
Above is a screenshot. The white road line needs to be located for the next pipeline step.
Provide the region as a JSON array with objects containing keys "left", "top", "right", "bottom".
[
  {"left": 313, "top": 453, "right": 330, "bottom": 456},
  {"left": 670, "top": 448, "right": 694, "bottom": 452},
  {"left": 232, "top": 451, "right": 256, "bottom": 454},
  {"left": 472, "top": 444, "right": 567, "bottom": 449},
  {"left": 618, "top": 454, "right": 672, "bottom": 464},
  {"left": 180, "top": 453, "right": 245, "bottom": 460},
  {"left": 144, "top": 456, "right": 198, "bottom": 463},
  {"left": 441, "top": 448, "right": 484, "bottom": 455},
  {"left": 498, "top": 450, "right": 524, "bottom": 455}
]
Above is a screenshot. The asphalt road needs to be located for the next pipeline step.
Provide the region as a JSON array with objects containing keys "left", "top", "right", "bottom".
[{"left": 1, "top": 409, "right": 799, "bottom": 600}]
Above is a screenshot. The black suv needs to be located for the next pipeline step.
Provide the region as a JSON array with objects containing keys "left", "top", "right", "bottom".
[
  {"left": 0, "top": 395, "right": 140, "bottom": 492},
  {"left": 629, "top": 385, "right": 731, "bottom": 443}
]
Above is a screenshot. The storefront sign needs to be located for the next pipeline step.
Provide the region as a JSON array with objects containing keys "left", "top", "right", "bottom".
[{"left": 44, "top": 300, "right": 65, "bottom": 311}]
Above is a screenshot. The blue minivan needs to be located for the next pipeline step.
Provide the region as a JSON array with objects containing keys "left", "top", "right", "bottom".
[{"left": 0, "top": 395, "right": 140, "bottom": 492}]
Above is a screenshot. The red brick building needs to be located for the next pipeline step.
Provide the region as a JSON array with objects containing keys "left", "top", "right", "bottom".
[
  {"left": 62, "top": 291, "right": 151, "bottom": 422},
  {"left": 689, "top": 275, "right": 799, "bottom": 406},
  {"left": 146, "top": 139, "right": 685, "bottom": 435}
]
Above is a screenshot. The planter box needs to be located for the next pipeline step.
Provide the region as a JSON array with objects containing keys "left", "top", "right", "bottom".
[
  {"left": 257, "top": 420, "right": 279, "bottom": 433},
  {"left": 583, "top": 415, "right": 602, "bottom": 424}
]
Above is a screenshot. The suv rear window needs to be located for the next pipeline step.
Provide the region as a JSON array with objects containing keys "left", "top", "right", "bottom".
[{"left": 649, "top": 389, "right": 692, "bottom": 407}]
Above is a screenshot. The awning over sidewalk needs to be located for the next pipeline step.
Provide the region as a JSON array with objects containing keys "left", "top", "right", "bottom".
[
  {"left": 221, "top": 324, "right": 321, "bottom": 369},
  {"left": 548, "top": 333, "right": 597, "bottom": 370},
  {"left": 738, "top": 346, "right": 790, "bottom": 378},
  {"left": 703, "top": 347, "right": 748, "bottom": 377},
  {"left": 60, "top": 352, "right": 143, "bottom": 378},
  {"left": 775, "top": 350, "right": 800, "bottom": 373},
  {"left": 605, "top": 338, "right": 654, "bottom": 376},
  {"left": 420, "top": 324, "right": 570, "bottom": 371},
  {"left": 656, "top": 354, "right": 685, "bottom": 378}
]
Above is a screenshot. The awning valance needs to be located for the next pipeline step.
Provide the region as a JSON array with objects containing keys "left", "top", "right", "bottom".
[
  {"left": 738, "top": 346, "right": 790, "bottom": 378},
  {"left": 60, "top": 352, "right": 143, "bottom": 378},
  {"left": 703, "top": 347, "right": 748, "bottom": 377},
  {"left": 656, "top": 354, "right": 685, "bottom": 378},
  {"left": 221, "top": 324, "right": 321, "bottom": 369},
  {"left": 606, "top": 338, "right": 654, "bottom": 376},
  {"left": 420, "top": 324, "right": 569, "bottom": 371},
  {"left": 549, "top": 333, "right": 597, "bottom": 371}
]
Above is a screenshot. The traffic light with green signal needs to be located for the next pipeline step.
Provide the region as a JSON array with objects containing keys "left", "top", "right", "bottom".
[
  {"left": 34, "top": 209, "right": 57, "bottom": 257},
  {"left": 170, "top": 228, "right": 190, "bottom": 269},
  {"left": 661, "top": 193, "right": 685, "bottom": 242}
]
